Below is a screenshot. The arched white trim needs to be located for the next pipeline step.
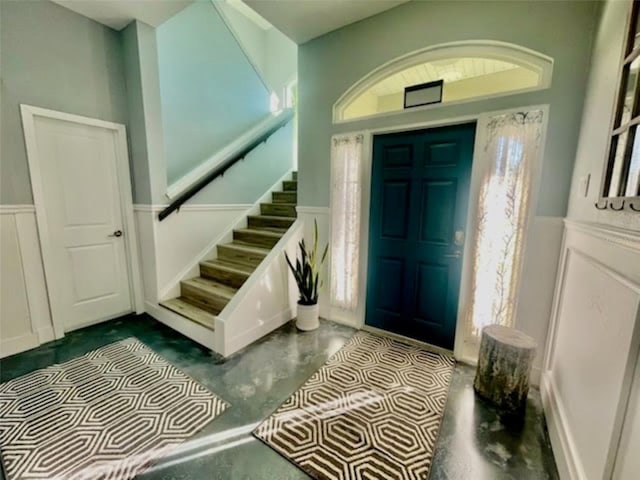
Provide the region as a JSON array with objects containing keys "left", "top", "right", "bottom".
[{"left": 333, "top": 40, "right": 554, "bottom": 123}]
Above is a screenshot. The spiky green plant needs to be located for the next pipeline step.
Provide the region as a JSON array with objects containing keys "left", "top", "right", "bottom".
[{"left": 285, "top": 219, "right": 329, "bottom": 306}]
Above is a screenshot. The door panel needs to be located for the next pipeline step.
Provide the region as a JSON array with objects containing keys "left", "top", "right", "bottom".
[
  {"left": 424, "top": 141, "right": 459, "bottom": 167},
  {"left": 366, "top": 123, "right": 475, "bottom": 349},
  {"left": 414, "top": 262, "right": 449, "bottom": 324},
  {"left": 420, "top": 179, "right": 456, "bottom": 245},
  {"left": 34, "top": 116, "right": 132, "bottom": 331},
  {"left": 376, "top": 258, "right": 405, "bottom": 314},
  {"left": 381, "top": 181, "right": 411, "bottom": 239}
]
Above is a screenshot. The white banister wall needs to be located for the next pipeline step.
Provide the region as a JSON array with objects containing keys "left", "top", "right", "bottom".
[
  {"left": 165, "top": 109, "right": 294, "bottom": 201},
  {"left": 215, "top": 220, "right": 303, "bottom": 357}
]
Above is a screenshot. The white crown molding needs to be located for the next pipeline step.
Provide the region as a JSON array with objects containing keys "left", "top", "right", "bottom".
[
  {"left": 0, "top": 204, "right": 36, "bottom": 214},
  {"left": 133, "top": 204, "right": 252, "bottom": 213},
  {"left": 564, "top": 219, "right": 640, "bottom": 252}
]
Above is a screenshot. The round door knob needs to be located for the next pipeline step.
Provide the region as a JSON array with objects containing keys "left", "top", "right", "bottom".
[{"left": 109, "top": 230, "right": 123, "bottom": 238}]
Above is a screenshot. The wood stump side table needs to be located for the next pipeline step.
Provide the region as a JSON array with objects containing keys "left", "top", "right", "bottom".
[{"left": 473, "top": 325, "right": 537, "bottom": 414}]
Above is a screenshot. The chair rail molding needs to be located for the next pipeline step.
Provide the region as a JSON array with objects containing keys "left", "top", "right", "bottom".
[{"left": 0, "top": 205, "right": 36, "bottom": 214}]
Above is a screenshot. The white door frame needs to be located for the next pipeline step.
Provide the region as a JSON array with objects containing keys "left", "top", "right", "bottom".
[
  {"left": 328, "top": 103, "right": 550, "bottom": 361},
  {"left": 21, "top": 105, "right": 145, "bottom": 339}
]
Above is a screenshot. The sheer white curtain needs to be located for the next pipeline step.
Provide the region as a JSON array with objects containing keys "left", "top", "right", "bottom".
[
  {"left": 466, "top": 110, "right": 544, "bottom": 336},
  {"left": 330, "top": 134, "right": 364, "bottom": 312}
]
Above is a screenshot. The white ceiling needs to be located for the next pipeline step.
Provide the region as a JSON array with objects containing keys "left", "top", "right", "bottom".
[
  {"left": 243, "top": 0, "right": 410, "bottom": 44},
  {"left": 51, "top": 0, "right": 193, "bottom": 31},
  {"left": 226, "top": 0, "right": 272, "bottom": 30},
  {"left": 371, "top": 58, "right": 521, "bottom": 96}
]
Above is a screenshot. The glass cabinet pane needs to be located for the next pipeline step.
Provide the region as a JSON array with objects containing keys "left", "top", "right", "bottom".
[
  {"left": 618, "top": 57, "right": 640, "bottom": 127},
  {"left": 633, "top": 7, "right": 640, "bottom": 51},
  {"left": 609, "top": 131, "right": 629, "bottom": 197},
  {"left": 626, "top": 128, "right": 640, "bottom": 196}
]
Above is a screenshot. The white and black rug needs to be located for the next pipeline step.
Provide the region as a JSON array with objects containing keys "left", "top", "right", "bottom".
[
  {"left": 254, "top": 332, "right": 455, "bottom": 480},
  {"left": 0, "top": 338, "right": 228, "bottom": 480}
]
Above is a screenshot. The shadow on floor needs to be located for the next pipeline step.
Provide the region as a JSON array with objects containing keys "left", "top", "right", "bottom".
[{"left": 0, "top": 314, "right": 558, "bottom": 479}]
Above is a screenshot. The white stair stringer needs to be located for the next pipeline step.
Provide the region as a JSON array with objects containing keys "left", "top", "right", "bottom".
[
  {"left": 158, "top": 168, "right": 295, "bottom": 302},
  {"left": 145, "top": 169, "right": 297, "bottom": 357},
  {"left": 214, "top": 219, "right": 302, "bottom": 357}
]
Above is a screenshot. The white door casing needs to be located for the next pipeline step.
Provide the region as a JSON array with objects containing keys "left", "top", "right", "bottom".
[
  {"left": 327, "top": 104, "right": 549, "bottom": 363},
  {"left": 21, "top": 105, "right": 143, "bottom": 336}
]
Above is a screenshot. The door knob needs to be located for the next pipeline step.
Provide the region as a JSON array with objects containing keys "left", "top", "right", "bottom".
[
  {"left": 108, "top": 230, "right": 123, "bottom": 238},
  {"left": 454, "top": 230, "right": 465, "bottom": 246}
]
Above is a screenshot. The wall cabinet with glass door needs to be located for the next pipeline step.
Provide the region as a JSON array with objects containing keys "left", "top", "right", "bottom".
[{"left": 600, "top": 0, "right": 640, "bottom": 211}]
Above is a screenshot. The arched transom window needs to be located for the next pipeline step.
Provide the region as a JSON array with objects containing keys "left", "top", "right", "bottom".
[{"left": 334, "top": 41, "right": 553, "bottom": 122}]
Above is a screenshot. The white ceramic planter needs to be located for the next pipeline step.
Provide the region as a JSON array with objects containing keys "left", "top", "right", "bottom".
[{"left": 296, "top": 303, "right": 320, "bottom": 331}]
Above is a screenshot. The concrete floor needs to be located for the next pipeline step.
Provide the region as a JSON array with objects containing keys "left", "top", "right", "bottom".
[{"left": 0, "top": 314, "right": 558, "bottom": 479}]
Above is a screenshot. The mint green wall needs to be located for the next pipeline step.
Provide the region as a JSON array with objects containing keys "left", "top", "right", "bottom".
[
  {"left": 298, "top": 0, "right": 600, "bottom": 216},
  {"left": 187, "top": 120, "right": 295, "bottom": 204},
  {"left": 156, "top": 1, "right": 271, "bottom": 184},
  {"left": 0, "top": 0, "right": 128, "bottom": 205}
]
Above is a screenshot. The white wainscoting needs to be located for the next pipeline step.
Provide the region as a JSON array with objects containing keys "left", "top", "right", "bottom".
[
  {"left": 133, "top": 204, "right": 252, "bottom": 302},
  {"left": 0, "top": 205, "right": 54, "bottom": 358},
  {"left": 542, "top": 220, "right": 640, "bottom": 480},
  {"left": 216, "top": 220, "right": 302, "bottom": 356}
]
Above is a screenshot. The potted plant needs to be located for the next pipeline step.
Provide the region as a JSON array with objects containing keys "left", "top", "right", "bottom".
[{"left": 285, "top": 220, "right": 328, "bottom": 331}]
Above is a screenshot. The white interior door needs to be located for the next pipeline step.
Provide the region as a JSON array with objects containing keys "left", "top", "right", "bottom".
[{"left": 30, "top": 115, "right": 133, "bottom": 331}]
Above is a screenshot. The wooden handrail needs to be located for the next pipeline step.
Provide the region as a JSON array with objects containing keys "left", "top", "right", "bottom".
[{"left": 158, "top": 109, "right": 294, "bottom": 221}]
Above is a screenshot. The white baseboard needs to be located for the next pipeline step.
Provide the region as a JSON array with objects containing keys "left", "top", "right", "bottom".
[
  {"left": 0, "top": 333, "right": 39, "bottom": 359},
  {"left": 541, "top": 372, "right": 586, "bottom": 480},
  {"left": 222, "top": 308, "right": 292, "bottom": 357},
  {"left": 325, "top": 313, "right": 361, "bottom": 330},
  {"left": 37, "top": 325, "right": 55, "bottom": 344}
]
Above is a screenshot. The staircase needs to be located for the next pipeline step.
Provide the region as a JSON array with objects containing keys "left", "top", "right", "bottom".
[{"left": 160, "top": 172, "right": 297, "bottom": 329}]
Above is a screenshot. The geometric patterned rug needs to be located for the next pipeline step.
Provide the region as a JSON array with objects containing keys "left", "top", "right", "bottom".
[
  {"left": 0, "top": 338, "right": 228, "bottom": 480},
  {"left": 254, "top": 331, "right": 455, "bottom": 480}
]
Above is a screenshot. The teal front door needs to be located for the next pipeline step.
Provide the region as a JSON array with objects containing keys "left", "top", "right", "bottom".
[{"left": 365, "top": 123, "right": 476, "bottom": 350}]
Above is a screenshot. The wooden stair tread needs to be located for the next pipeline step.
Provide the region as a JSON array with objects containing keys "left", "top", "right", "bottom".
[
  {"left": 234, "top": 228, "right": 283, "bottom": 238},
  {"left": 182, "top": 277, "right": 237, "bottom": 299},
  {"left": 201, "top": 259, "right": 254, "bottom": 274},
  {"left": 248, "top": 214, "right": 296, "bottom": 221},
  {"left": 249, "top": 226, "right": 288, "bottom": 234},
  {"left": 272, "top": 191, "right": 297, "bottom": 203},
  {"left": 260, "top": 203, "right": 297, "bottom": 217},
  {"left": 262, "top": 202, "right": 296, "bottom": 207},
  {"left": 282, "top": 180, "right": 297, "bottom": 191},
  {"left": 161, "top": 297, "right": 216, "bottom": 330},
  {"left": 220, "top": 242, "right": 271, "bottom": 255}
]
